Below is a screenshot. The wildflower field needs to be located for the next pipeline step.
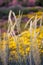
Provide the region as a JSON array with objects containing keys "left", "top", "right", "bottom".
[{"left": 0, "top": 11, "right": 43, "bottom": 65}]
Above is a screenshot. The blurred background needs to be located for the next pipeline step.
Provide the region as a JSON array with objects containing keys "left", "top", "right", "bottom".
[
  {"left": 0, "top": 0, "right": 43, "bottom": 32},
  {"left": 0, "top": 0, "right": 43, "bottom": 7},
  {"left": 0, "top": 0, "right": 43, "bottom": 19}
]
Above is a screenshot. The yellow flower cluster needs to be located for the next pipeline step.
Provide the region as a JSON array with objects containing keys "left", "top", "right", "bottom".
[
  {"left": 23, "top": 11, "right": 43, "bottom": 18},
  {"left": 0, "top": 26, "right": 43, "bottom": 61}
]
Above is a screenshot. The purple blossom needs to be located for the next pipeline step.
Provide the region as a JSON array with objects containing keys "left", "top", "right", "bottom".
[{"left": 22, "top": 17, "right": 29, "bottom": 22}]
